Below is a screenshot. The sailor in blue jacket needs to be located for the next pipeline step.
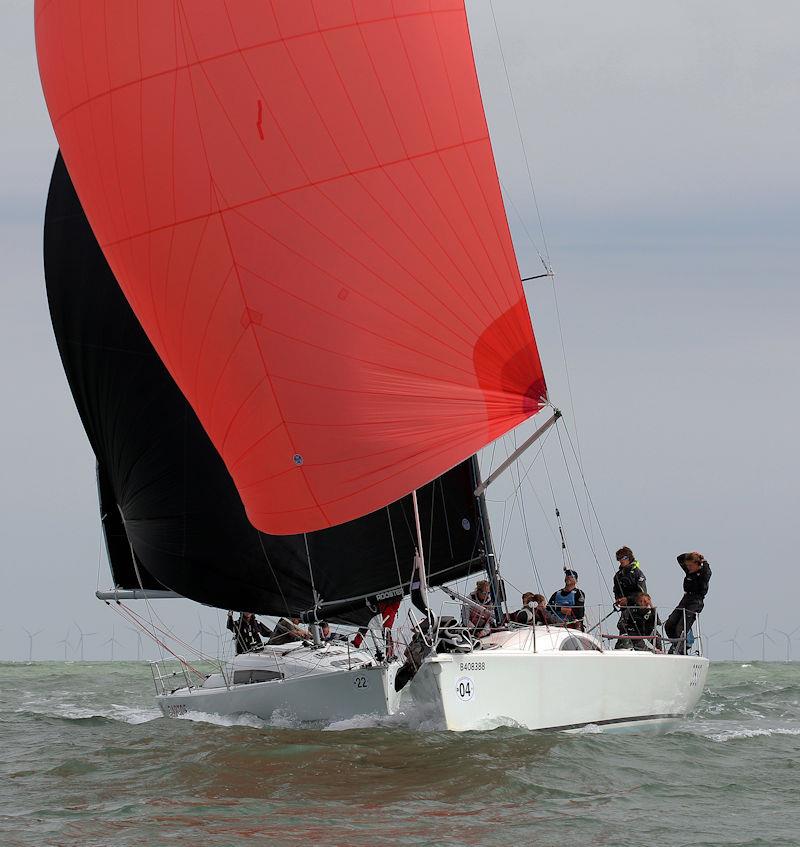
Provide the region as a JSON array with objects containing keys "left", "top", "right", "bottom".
[{"left": 547, "top": 570, "right": 586, "bottom": 630}]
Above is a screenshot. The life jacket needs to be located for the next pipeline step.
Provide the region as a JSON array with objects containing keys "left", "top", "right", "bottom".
[
  {"left": 552, "top": 589, "right": 576, "bottom": 620},
  {"left": 513, "top": 605, "right": 535, "bottom": 625},
  {"left": 466, "top": 590, "right": 493, "bottom": 629}
]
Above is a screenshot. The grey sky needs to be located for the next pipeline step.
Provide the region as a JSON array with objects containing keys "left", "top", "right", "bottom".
[{"left": 1, "top": 1, "right": 798, "bottom": 662}]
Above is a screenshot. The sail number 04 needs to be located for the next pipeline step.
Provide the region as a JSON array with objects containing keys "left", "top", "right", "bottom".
[{"left": 455, "top": 676, "right": 475, "bottom": 702}]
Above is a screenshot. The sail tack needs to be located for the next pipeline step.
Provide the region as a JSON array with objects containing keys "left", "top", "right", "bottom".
[{"left": 36, "top": 1, "right": 547, "bottom": 534}]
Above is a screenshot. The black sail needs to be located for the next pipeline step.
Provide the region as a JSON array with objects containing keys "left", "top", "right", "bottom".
[
  {"left": 96, "top": 462, "right": 163, "bottom": 592},
  {"left": 44, "top": 154, "right": 487, "bottom": 623}
]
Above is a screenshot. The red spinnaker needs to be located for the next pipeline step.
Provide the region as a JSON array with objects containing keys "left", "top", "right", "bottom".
[{"left": 36, "top": 0, "right": 546, "bottom": 534}]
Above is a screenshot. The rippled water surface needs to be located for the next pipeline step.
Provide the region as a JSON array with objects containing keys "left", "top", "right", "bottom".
[{"left": 1, "top": 661, "right": 799, "bottom": 846}]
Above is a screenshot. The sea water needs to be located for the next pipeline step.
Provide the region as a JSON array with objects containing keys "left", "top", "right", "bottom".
[{"left": 1, "top": 661, "right": 798, "bottom": 847}]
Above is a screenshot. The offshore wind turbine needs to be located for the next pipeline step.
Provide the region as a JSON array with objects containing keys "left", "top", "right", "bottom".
[
  {"left": 56, "top": 627, "right": 73, "bottom": 661},
  {"left": 774, "top": 625, "right": 800, "bottom": 662},
  {"left": 751, "top": 615, "right": 774, "bottom": 662},
  {"left": 23, "top": 628, "right": 44, "bottom": 662},
  {"left": 192, "top": 615, "right": 217, "bottom": 658},
  {"left": 127, "top": 627, "right": 145, "bottom": 661},
  {"left": 724, "top": 629, "right": 741, "bottom": 661},
  {"left": 74, "top": 622, "right": 97, "bottom": 661},
  {"left": 702, "top": 630, "right": 722, "bottom": 660},
  {"left": 102, "top": 626, "right": 123, "bottom": 661},
  {"left": 192, "top": 614, "right": 205, "bottom": 656},
  {"left": 212, "top": 626, "right": 226, "bottom": 658}
]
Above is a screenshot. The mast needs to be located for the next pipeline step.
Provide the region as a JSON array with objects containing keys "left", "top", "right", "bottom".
[
  {"left": 411, "top": 490, "right": 430, "bottom": 615},
  {"left": 471, "top": 458, "right": 503, "bottom": 625}
]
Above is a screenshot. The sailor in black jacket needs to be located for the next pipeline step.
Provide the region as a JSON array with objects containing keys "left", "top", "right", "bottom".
[
  {"left": 613, "top": 547, "right": 647, "bottom": 649},
  {"left": 664, "top": 552, "right": 712, "bottom": 654},
  {"left": 613, "top": 547, "right": 648, "bottom": 606},
  {"left": 226, "top": 611, "right": 272, "bottom": 655},
  {"left": 619, "top": 593, "right": 662, "bottom": 651}
]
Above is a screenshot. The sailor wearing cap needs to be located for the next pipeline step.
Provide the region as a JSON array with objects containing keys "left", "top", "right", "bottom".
[{"left": 547, "top": 570, "right": 586, "bottom": 630}]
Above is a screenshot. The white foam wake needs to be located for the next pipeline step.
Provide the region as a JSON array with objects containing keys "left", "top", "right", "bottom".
[
  {"left": 706, "top": 726, "right": 800, "bottom": 742},
  {"left": 18, "top": 702, "right": 161, "bottom": 724},
  {"left": 176, "top": 709, "right": 268, "bottom": 729}
]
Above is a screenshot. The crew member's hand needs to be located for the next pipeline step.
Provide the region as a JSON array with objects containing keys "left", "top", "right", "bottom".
[{"left": 616, "top": 598, "right": 627, "bottom": 607}]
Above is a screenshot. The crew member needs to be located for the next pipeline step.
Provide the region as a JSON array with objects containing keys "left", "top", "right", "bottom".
[
  {"left": 461, "top": 579, "right": 494, "bottom": 635},
  {"left": 613, "top": 547, "right": 647, "bottom": 649},
  {"left": 619, "top": 593, "right": 661, "bottom": 651},
  {"left": 664, "top": 552, "right": 712, "bottom": 654},
  {"left": 320, "top": 621, "right": 348, "bottom": 642},
  {"left": 510, "top": 592, "right": 556, "bottom": 626},
  {"left": 547, "top": 570, "right": 586, "bottom": 630},
  {"left": 268, "top": 615, "right": 312, "bottom": 646},
  {"left": 352, "top": 596, "right": 402, "bottom": 658},
  {"left": 226, "top": 611, "right": 271, "bottom": 655}
]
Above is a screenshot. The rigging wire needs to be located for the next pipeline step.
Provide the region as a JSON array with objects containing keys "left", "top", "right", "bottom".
[
  {"left": 498, "top": 425, "right": 556, "bottom": 503},
  {"left": 109, "top": 601, "right": 211, "bottom": 682},
  {"left": 95, "top": 523, "right": 104, "bottom": 593},
  {"left": 488, "top": 1, "right": 592, "bottom": 549},
  {"left": 554, "top": 421, "right": 612, "bottom": 597},
  {"left": 521, "top": 468, "right": 559, "bottom": 546},
  {"left": 122, "top": 518, "right": 167, "bottom": 666},
  {"left": 303, "top": 533, "right": 319, "bottom": 608},
  {"left": 386, "top": 505, "right": 405, "bottom": 592},
  {"left": 498, "top": 179, "right": 552, "bottom": 276},
  {"left": 541, "top": 452, "right": 572, "bottom": 572},
  {"left": 507, "top": 443, "right": 545, "bottom": 595},
  {"left": 488, "top": 0, "right": 550, "bottom": 263},
  {"left": 494, "top": 422, "right": 556, "bottom": 566},
  {"left": 559, "top": 421, "right": 616, "bottom": 567},
  {"left": 256, "top": 532, "right": 292, "bottom": 616}
]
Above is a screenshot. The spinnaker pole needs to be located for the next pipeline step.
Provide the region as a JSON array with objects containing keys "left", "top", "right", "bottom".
[{"left": 474, "top": 409, "right": 561, "bottom": 498}]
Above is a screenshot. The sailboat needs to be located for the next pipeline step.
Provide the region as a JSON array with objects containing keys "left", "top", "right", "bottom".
[{"left": 36, "top": 1, "right": 708, "bottom": 731}]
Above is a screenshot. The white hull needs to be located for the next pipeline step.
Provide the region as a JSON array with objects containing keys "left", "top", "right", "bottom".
[
  {"left": 156, "top": 643, "right": 400, "bottom": 723},
  {"left": 156, "top": 627, "right": 709, "bottom": 733},
  {"left": 406, "top": 628, "right": 709, "bottom": 732}
]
